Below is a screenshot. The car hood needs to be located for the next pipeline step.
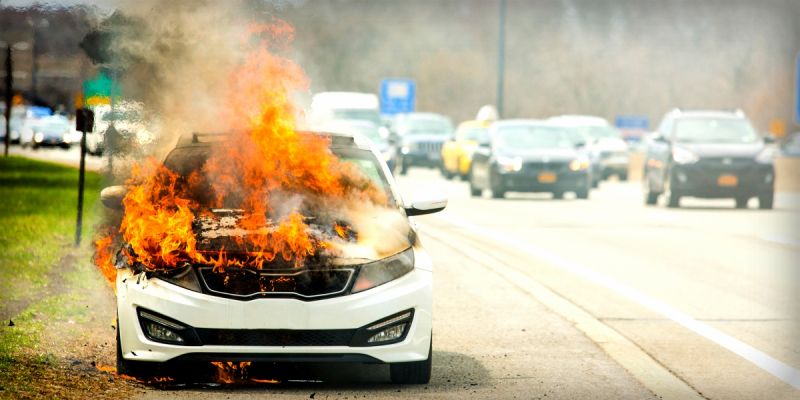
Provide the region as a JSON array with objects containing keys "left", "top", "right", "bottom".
[
  {"left": 497, "top": 147, "right": 580, "bottom": 162},
  {"left": 592, "top": 137, "right": 628, "bottom": 151},
  {"left": 403, "top": 134, "right": 448, "bottom": 144},
  {"left": 677, "top": 142, "right": 764, "bottom": 158}
]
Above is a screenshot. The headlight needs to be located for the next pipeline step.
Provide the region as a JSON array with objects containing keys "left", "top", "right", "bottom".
[
  {"left": 154, "top": 264, "right": 202, "bottom": 292},
  {"left": 496, "top": 156, "right": 522, "bottom": 173},
  {"left": 755, "top": 147, "right": 777, "bottom": 164},
  {"left": 352, "top": 247, "right": 414, "bottom": 293},
  {"left": 568, "top": 158, "right": 590, "bottom": 171},
  {"left": 401, "top": 145, "right": 410, "bottom": 155},
  {"left": 672, "top": 147, "right": 699, "bottom": 164},
  {"left": 34, "top": 132, "right": 44, "bottom": 143}
]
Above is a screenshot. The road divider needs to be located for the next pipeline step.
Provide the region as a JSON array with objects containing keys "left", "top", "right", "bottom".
[{"left": 434, "top": 213, "right": 800, "bottom": 391}]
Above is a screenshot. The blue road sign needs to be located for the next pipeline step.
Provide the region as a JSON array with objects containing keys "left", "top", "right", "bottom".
[
  {"left": 796, "top": 53, "right": 800, "bottom": 124},
  {"left": 380, "top": 78, "right": 415, "bottom": 115},
  {"left": 614, "top": 115, "right": 649, "bottom": 130}
]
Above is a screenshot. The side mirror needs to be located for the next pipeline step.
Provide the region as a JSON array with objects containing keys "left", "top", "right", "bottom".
[
  {"left": 404, "top": 197, "right": 448, "bottom": 216},
  {"left": 100, "top": 185, "right": 126, "bottom": 210},
  {"left": 763, "top": 134, "right": 776, "bottom": 144}
]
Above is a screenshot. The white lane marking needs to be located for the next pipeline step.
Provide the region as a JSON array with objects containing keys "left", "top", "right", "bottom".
[{"left": 436, "top": 213, "right": 800, "bottom": 390}]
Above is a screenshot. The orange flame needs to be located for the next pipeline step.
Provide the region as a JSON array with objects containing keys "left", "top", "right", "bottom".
[{"left": 95, "top": 20, "right": 387, "bottom": 277}]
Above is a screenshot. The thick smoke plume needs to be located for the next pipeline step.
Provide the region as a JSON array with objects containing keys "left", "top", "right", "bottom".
[{"left": 91, "top": 0, "right": 411, "bottom": 283}]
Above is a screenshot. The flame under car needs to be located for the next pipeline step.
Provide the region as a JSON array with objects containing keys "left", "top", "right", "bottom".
[{"left": 108, "top": 132, "right": 446, "bottom": 384}]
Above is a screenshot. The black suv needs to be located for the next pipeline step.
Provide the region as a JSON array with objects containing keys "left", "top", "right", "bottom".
[{"left": 643, "top": 109, "right": 776, "bottom": 209}]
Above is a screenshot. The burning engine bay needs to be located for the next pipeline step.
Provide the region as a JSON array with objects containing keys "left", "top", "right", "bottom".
[{"left": 94, "top": 22, "right": 413, "bottom": 293}]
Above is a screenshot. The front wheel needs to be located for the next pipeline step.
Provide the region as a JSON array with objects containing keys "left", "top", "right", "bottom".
[
  {"left": 759, "top": 192, "right": 774, "bottom": 210},
  {"left": 735, "top": 196, "right": 749, "bottom": 209},
  {"left": 390, "top": 338, "right": 432, "bottom": 384},
  {"left": 490, "top": 175, "right": 505, "bottom": 199},
  {"left": 469, "top": 170, "right": 482, "bottom": 197},
  {"left": 116, "top": 319, "right": 161, "bottom": 379},
  {"left": 575, "top": 187, "right": 589, "bottom": 199},
  {"left": 399, "top": 159, "right": 409, "bottom": 176}
]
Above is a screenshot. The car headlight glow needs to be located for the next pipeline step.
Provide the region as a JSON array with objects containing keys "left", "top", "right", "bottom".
[
  {"left": 496, "top": 156, "right": 523, "bottom": 173},
  {"left": 755, "top": 147, "right": 777, "bottom": 164},
  {"left": 34, "top": 132, "right": 44, "bottom": 143},
  {"left": 568, "top": 158, "right": 590, "bottom": 171},
  {"left": 401, "top": 145, "right": 410, "bottom": 155},
  {"left": 672, "top": 147, "right": 699, "bottom": 164},
  {"left": 352, "top": 247, "right": 414, "bottom": 293}
]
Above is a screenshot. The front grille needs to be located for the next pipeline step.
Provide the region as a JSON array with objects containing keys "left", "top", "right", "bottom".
[
  {"left": 198, "top": 267, "right": 354, "bottom": 300},
  {"left": 600, "top": 151, "right": 627, "bottom": 159},
  {"left": 195, "top": 328, "right": 356, "bottom": 346},
  {"left": 521, "top": 161, "right": 568, "bottom": 174},
  {"left": 413, "top": 141, "right": 443, "bottom": 153}
]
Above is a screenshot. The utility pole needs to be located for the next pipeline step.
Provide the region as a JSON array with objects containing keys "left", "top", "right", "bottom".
[
  {"left": 4, "top": 44, "right": 12, "bottom": 157},
  {"left": 496, "top": 0, "right": 507, "bottom": 118}
]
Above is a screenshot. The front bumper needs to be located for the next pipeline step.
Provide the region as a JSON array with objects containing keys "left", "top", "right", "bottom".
[
  {"left": 401, "top": 152, "right": 441, "bottom": 167},
  {"left": 117, "top": 256, "right": 432, "bottom": 364},
  {"left": 495, "top": 170, "right": 590, "bottom": 193},
  {"left": 670, "top": 162, "right": 774, "bottom": 198}
]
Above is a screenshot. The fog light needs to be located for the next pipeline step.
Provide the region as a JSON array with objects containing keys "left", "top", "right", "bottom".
[
  {"left": 139, "top": 310, "right": 186, "bottom": 344},
  {"left": 368, "top": 324, "right": 407, "bottom": 343},
  {"left": 143, "top": 320, "right": 184, "bottom": 343},
  {"left": 676, "top": 172, "right": 688, "bottom": 183}
]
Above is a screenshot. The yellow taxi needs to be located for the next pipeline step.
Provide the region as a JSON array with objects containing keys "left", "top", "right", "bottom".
[{"left": 440, "top": 120, "right": 491, "bottom": 179}]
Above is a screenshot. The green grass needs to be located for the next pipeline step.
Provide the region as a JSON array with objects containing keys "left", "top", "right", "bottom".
[{"left": 0, "top": 156, "right": 103, "bottom": 304}]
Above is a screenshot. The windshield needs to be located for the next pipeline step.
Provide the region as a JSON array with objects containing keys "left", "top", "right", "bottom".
[
  {"left": 164, "top": 146, "right": 394, "bottom": 204},
  {"left": 460, "top": 127, "right": 489, "bottom": 142},
  {"left": 494, "top": 125, "right": 575, "bottom": 149},
  {"left": 332, "top": 109, "right": 382, "bottom": 125},
  {"left": 38, "top": 121, "right": 69, "bottom": 135},
  {"left": 349, "top": 124, "right": 386, "bottom": 145},
  {"left": 401, "top": 118, "right": 453, "bottom": 136},
  {"left": 674, "top": 118, "right": 758, "bottom": 144}
]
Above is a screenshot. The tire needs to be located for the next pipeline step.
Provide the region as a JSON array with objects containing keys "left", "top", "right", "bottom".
[
  {"left": 390, "top": 338, "right": 432, "bottom": 384},
  {"left": 759, "top": 192, "right": 774, "bottom": 210},
  {"left": 400, "top": 160, "right": 409, "bottom": 176},
  {"left": 490, "top": 175, "right": 505, "bottom": 199},
  {"left": 619, "top": 171, "right": 628, "bottom": 181},
  {"left": 469, "top": 171, "right": 482, "bottom": 197},
  {"left": 591, "top": 178, "right": 599, "bottom": 188},
  {"left": 576, "top": 187, "right": 589, "bottom": 199},
  {"left": 643, "top": 173, "right": 659, "bottom": 205},
  {"left": 665, "top": 190, "right": 681, "bottom": 208},
  {"left": 116, "top": 319, "right": 160, "bottom": 379},
  {"left": 645, "top": 190, "right": 658, "bottom": 205},
  {"left": 552, "top": 191, "right": 564, "bottom": 200},
  {"left": 735, "top": 196, "right": 749, "bottom": 209}
]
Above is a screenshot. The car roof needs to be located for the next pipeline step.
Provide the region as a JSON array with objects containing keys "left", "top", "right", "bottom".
[
  {"left": 397, "top": 112, "right": 448, "bottom": 120},
  {"left": 457, "top": 120, "right": 491, "bottom": 129},
  {"left": 175, "top": 131, "right": 372, "bottom": 151},
  {"left": 664, "top": 109, "right": 746, "bottom": 120},
  {"left": 492, "top": 118, "right": 552, "bottom": 128},
  {"left": 548, "top": 115, "right": 610, "bottom": 126}
]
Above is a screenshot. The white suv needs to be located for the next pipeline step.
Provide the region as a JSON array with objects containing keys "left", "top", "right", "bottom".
[{"left": 102, "top": 132, "right": 446, "bottom": 384}]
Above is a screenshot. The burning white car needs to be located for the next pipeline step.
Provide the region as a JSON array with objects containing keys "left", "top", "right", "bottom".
[{"left": 99, "top": 131, "right": 445, "bottom": 384}]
